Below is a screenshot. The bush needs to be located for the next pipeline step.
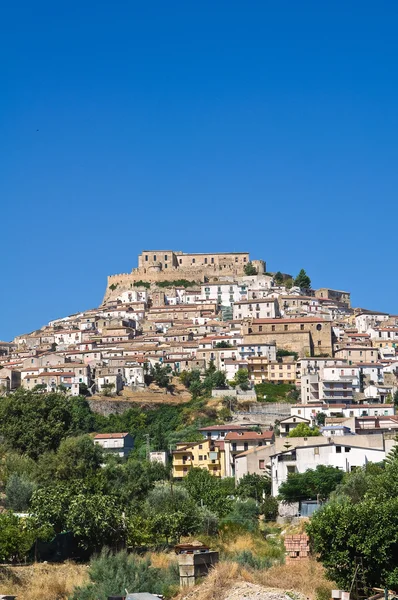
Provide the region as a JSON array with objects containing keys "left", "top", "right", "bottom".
[
  {"left": 221, "top": 499, "right": 260, "bottom": 533},
  {"left": 69, "top": 548, "right": 179, "bottom": 600},
  {"left": 156, "top": 279, "right": 197, "bottom": 288},
  {"left": 316, "top": 585, "right": 333, "bottom": 600},
  {"left": 133, "top": 280, "right": 151, "bottom": 288},
  {"left": 5, "top": 474, "right": 35, "bottom": 512},
  {"left": 232, "top": 549, "right": 272, "bottom": 570},
  {"left": 261, "top": 495, "right": 279, "bottom": 521}
]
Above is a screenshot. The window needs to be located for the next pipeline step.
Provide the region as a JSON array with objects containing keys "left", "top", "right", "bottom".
[
  {"left": 259, "top": 326, "right": 263, "bottom": 332},
  {"left": 192, "top": 258, "right": 196, "bottom": 264},
  {"left": 204, "top": 257, "right": 208, "bottom": 264},
  {"left": 316, "top": 324, "right": 322, "bottom": 331},
  {"left": 153, "top": 255, "right": 157, "bottom": 261},
  {"left": 244, "top": 442, "right": 249, "bottom": 451},
  {"left": 284, "top": 325, "right": 288, "bottom": 331},
  {"left": 211, "top": 257, "right": 214, "bottom": 264},
  {"left": 272, "top": 325, "right": 275, "bottom": 332},
  {"left": 314, "top": 447, "right": 319, "bottom": 455},
  {"left": 164, "top": 254, "right": 168, "bottom": 261},
  {"left": 300, "top": 324, "right": 304, "bottom": 331},
  {"left": 243, "top": 257, "right": 247, "bottom": 262},
  {"left": 145, "top": 255, "right": 148, "bottom": 261},
  {"left": 232, "top": 443, "right": 237, "bottom": 451},
  {"left": 345, "top": 447, "right": 350, "bottom": 453},
  {"left": 198, "top": 455, "right": 203, "bottom": 461},
  {"left": 259, "top": 459, "right": 265, "bottom": 469},
  {"left": 198, "top": 444, "right": 203, "bottom": 449},
  {"left": 336, "top": 446, "right": 342, "bottom": 453}
]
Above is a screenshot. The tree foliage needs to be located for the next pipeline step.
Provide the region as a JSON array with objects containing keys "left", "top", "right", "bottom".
[
  {"left": 288, "top": 423, "right": 320, "bottom": 437},
  {"left": 279, "top": 465, "right": 344, "bottom": 503},
  {"left": 236, "top": 473, "right": 271, "bottom": 500},
  {"left": 294, "top": 269, "right": 311, "bottom": 289},
  {"left": 0, "top": 390, "right": 94, "bottom": 459},
  {"left": 244, "top": 262, "right": 258, "bottom": 276}
]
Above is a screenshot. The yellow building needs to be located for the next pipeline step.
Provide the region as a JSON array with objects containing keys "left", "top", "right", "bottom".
[
  {"left": 172, "top": 439, "right": 226, "bottom": 479},
  {"left": 247, "top": 355, "right": 297, "bottom": 384}
]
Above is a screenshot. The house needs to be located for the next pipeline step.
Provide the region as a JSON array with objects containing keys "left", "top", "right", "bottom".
[
  {"left": 270, "top": 434, "right": 388, "bottom": 496},
  {"left": 94, "top": 433, "right": 134, "bottom": 458},
  {"left": 199, "top": 424, "right": 257, "bottom": 441},
  {"left": 242, "top": 317, "right": 334, "bottom": 358},
  {"left": 224, "top": 430, "right": 275, "bottom": 477},
  {"left": 0, "top": 368, "right": 21, "bottom": 392},
  {"left": 172, "top": 439, "right": 226, "bottom": 479},
  {"left": 278, "top": 415, "right": 311, "bottom": 437},
  {"left": 96, "top": 373, "right": 124, "bottom": 394},
  {"left": 233, "top": 298, "right": 279, "bottom": 321},
  {"left": 248, "top": 355, "right": 297, "bottom": 384},
  {"left": 335, "top": 347, "right": 379, "bottom": 364},
  {"left": 315, "top": 288, "right": 351, "bottom": 307}
]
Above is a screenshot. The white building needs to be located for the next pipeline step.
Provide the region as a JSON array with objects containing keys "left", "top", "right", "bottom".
[
  {"left": 94, "top": 433, "right": 134, "bottom": 458},
  {"left": 271, "top": 436, "right": 388, "bottom": 496},
  {"left": 355, "top": 312, "right": 390, "bottom": 334},
  {"left": 233, "top": 298, "right": 279, "bottom": 320},
  {"left": 200, "top": 283, "right": 247, "bottom": 307}
]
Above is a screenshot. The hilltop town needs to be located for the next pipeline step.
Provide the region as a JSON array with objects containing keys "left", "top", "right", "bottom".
[{"left": 1, "top": 249, "right": 397, "bottom": 500}]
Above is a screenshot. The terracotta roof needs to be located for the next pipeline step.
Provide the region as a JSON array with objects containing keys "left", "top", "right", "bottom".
[
  {"left": 249, "top": 317, "right": 328, "bottom": 324},
  {"left": 225, "top": 430, "right": 274, "bottom": 441},
  {"left": 94, "top": 432, "right": 129, "bottom": 439},
  {"left": 199, "top": 424, "right": 252, "bottom": 431}
]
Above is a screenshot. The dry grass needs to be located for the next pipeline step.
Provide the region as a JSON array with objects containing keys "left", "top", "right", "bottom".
[
  {"left": 255, "top": 558, "right": 335, "bottom": 599},
  {"left": 176, "top": 562, "right": 254, "bottom": 600},
  {"left": 146, "top": 550, "right": 178, "bottom": 570},
  {"left": 176, "top": 558, "right": 334, "bottom": 600},
  {"left": 0, "top": 562, "right": 88, "bottom": 600}
]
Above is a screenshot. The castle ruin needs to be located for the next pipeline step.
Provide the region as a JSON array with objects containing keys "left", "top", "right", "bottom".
[{"left": 103, "top": 250, "right": 265, "bottom": 303}]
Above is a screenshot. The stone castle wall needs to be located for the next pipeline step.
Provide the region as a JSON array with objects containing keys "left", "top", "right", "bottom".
[{"left": 102, "top": 251, "right": 266, "bottom": 304}]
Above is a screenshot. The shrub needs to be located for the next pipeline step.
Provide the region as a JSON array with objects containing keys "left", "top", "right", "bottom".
[
  {"left": 133, "top": 281, "right": 151, "bottom": 289},
  {"left": 232, "top": 549, "right": 272, "bottom": 570},
  {"left": 5, "top": 474, "right": 35, "bottom": 512},
  {"left": 261, "top": 495, "right": 279, "bottom": 521},
  {"left": 316, "top": 585, "right": 333, "bottom": 600},
  {"left": 69, "top": 548, "right": 179, "bottom": 600}
]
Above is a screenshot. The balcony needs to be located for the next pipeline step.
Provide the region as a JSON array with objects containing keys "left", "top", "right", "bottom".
[{"left": 278, "top": 451, "right": 297, "bottom": 462}]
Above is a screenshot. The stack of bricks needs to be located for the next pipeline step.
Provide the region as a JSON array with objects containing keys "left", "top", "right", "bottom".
[{"left": 284, "top": 534, "right": 310, "bottom": 561}]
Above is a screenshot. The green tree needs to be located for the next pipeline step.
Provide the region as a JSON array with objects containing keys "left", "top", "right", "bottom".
[
  {"left": 288, "top": 423, "right": 320, "bottom": 437},
  {"left": 215, "top": 341, "right": 233, "bottom": 348},
  {"left": 279, "top": 465, "right": 344, "bottom": 503},
  {"left": 307, "top": 497, "right": 398, "bottom": 593},
  {"left": 221, "top": 498, "right": 260, "bottom": 533},
  {"left": 35, "top": 436, "right": 103, "bottom": 485},
  {"left": 152, "top": 364, "right": 172, "bottom": 388},
  {"left": 0, "top": 390, "right": 94, "bottom": 459},
  {"left": 294, "top": 269, "right": 311, "bottom": 289},
  {"left": 0, "top": 512, "right": 52, "bottom": 563},
  {"left": 244, "top": 262, "right": 258, "bottom": 276},
  {"left": 236, "top": 473, "right": 271, "bottom": 500},
  {"left": 316, "top": 412, "right": 327, "bottom": 427},
  {"left": 274, "top": 271, "right": 284, "bottom": 285},
  {"left": 101, "top": 382, "right": 115, "bottom": 396},
  {"left": 5, "top": 474, "right": 35, "bottom": 512},
  {"left": 184, "top": 468, "right": 232, "bottom": 517},
  {"left": 231, "top": 368, "right": 249, "bottom": 390},
  {"left": 260, "top": 495, "right": 279, "bottom": 521},
  {"left": 66, "top": 493, "right": 124, "bottom": 550}
]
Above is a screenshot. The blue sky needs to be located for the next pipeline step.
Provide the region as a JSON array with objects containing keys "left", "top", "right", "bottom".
[{"left": 1, "top": 1, "right": 398, "bottom": 340}]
